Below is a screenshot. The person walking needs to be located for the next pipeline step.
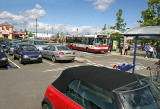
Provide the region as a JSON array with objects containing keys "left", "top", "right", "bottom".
[
  {"left": 109, "top": 42, "right": 113, "bottom": 53},
  {"left": 124, "top": 44, "right": 128, "bottom": 55},
  {"left": 149, "top": 45, "right": 154, "bottom": 58},
  {"left": 119, "top": 43, "right": 123, "bottom": 55},
  {"left": 154, "top": 47, "right": 157, "bottom": 58},
  {"left": 144, "top": 44, "right": 150, "bottom": 58}
]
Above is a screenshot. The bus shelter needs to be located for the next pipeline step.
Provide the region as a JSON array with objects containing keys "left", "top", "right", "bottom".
[{"left": 123, "top": 26, "right": 160, "bottom": 73}]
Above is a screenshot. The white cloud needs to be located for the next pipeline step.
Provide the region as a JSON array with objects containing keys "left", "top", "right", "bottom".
[
  {"left": 25, "top": 8, "right": 46, "bottom": 20},
  {"left": 85, "top": 0, "right": 115, "bottom": 11},
  {"left": 35, "top": 4, "right": 42, "bottom": 9},
  {"left": 26, "top": 22, "right": 101, "bottom": 35},
  {"left": 0, "top": 4, "right": 101, "bottom": 35}
]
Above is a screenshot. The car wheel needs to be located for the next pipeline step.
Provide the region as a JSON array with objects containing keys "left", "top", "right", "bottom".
[
  {"left": 51, "top": 56, "right": 56, "bottom": 62},
  {"left": 19, "top": 57, "right": 24, "bottom": 64},
  {"left": 13, "top": 55, "right": 16, "bottom": 60},
  {"left": 42, "top": 103, "right": 51, "bottom": 109},
  {"left": 39, "top": 59, "right": 43, "bottom": 63}
]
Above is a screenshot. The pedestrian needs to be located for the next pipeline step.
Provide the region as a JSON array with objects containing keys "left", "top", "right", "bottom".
[
  {"left": 109, "top": 42, "right": 113, "bottom": 53},
  {"left": 154, "top": 47, "right": 157, "bottom": 58},
  {"left": 124, "top": 44, "right": 128, "bottom": 55},
  {"left": 144, "top": 44, "right": 150, "bottom": 58},
  {"left": 119, "top": 43, "right": 123, "bottom": 55},
  {"left": 149, "top": 45, "right": 154, "bottom": 58}
]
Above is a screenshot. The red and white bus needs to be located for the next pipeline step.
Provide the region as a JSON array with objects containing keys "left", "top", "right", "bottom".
[{"left": 66, "top": 35, "right": 109, "bottom": 53}]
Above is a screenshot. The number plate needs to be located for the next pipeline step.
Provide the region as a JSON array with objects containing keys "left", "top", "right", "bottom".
[
  {"left": 30, "top": 58, "right": 37, "bottom": 60},
  {"left": 66, "top": 53, "right": 71, "bottom": 55}
]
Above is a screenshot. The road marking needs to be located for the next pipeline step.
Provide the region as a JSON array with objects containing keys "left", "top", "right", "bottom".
[
  {"left": 43, "top": 64, "right": 82, "bottom": 72},
  {"left": 8, "top": 58, "right": 20, "bottom": 69},
  {"left": 43, "top": 60, "right": 55, "bottom": 66}
]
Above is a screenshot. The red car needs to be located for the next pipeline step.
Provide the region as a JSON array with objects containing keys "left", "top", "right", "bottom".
[{"left": 42, "top": 66, "right": 160, "bottom": 109}]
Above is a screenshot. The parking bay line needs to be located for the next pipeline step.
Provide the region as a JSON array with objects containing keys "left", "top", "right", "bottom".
[
  {"left": 43, "top": 60, "right": 55, "bottom": 66},
  {"left": 43, "top": 65, "right": 82, "bottom": 73},
  {"left": 8, "top": 58, "right": 21, "bottom": 69}
]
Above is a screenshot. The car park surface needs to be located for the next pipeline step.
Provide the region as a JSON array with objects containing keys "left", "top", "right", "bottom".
[{"left": 0, "top": 50, "right": 158, "bottom": 109}]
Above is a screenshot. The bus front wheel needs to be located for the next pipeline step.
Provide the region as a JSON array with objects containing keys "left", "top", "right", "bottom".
[{"left": 86, "top": 48, "right": 89, "bottom": 52}]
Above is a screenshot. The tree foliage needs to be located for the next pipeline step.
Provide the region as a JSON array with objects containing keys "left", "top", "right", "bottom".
[
  {"left": 28, "top": 32, "right": 33, "bottom": 37},
  {"left": 24, "top": 29, "right": 28, "bottom": 35},
  {"left": 115, "top": 9, "right": 126, "bottom": 31},
  {"left": 56, "top": 32, "right": 60, "bottom": 39},
  {"left": 138, "top": 0, "right": 160, "bottom": 26},
  {"left": 102, "top": 24, "right": 107, "bottom": 31},
  {"left": 110, "top": 32, "right": 123, "bottom": 39}
]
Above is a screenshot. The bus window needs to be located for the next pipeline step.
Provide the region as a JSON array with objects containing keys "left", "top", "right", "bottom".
[
  {"left": 95, "top": 38, "right": 106, "bottom": 45},
  {"left": 88, "top": 38, "right": 94, "bottom": 45}
]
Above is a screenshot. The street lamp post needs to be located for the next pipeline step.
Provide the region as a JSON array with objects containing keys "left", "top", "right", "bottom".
[{"left": 36, "top": 18, "right": 37, "bottom": 38}]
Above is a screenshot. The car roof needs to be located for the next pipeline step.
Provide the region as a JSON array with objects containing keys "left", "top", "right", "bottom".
[
  {"left": 29, "top": 40, "right": 44, "bottom": 41},
  {"left": 18, "top": 43, "right": 33, "bottom": 46},
  {"left": 53, "top": 66, "right": 145, "bottom": 93}
]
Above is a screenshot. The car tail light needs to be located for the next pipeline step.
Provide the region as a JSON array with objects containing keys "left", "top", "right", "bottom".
[
  {"left": 73, "top": 52, "right": 75, "bottom": 55},
  {"left": 59, "top": 52, "right": 64, "bottom": 55}
]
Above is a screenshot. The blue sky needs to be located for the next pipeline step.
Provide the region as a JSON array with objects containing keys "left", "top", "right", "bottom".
[{"left": 0, "top": 0, "right": 148, "bottom": 34}]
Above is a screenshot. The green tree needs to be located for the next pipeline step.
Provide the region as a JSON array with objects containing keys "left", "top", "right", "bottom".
[
  {"left": 28, "top": 32, "right": 33, "bottom": 37},
  {"left": 109, "top": 26, "right": 116, "bottom": 29},
  {"left": 110, "top": 32, "right": 123, "bottom": 39},
  {"left": 56, "top": 32, "right": 60, "bottom": 39},
  {"left": 60, "top": 32, "right": 64, "bottom": 38},
  {"left": 115, "top": 9, "right": 126, "bottom": 31},
  {"left": 102, "top": 24, "right": 107, "bottom": 31},
  {"left": 24, "top": 29, "right": 28, "bottom": 35},
  {"left": 138, "top": 0, "right": 160, "bottom": 26}
]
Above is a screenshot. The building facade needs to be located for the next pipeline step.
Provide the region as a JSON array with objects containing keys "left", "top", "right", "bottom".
[{"left": 0, "top": 22, "right": 13, "bottom": 39}]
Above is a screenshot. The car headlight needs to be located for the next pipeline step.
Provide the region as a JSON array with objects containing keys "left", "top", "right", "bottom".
[
  {"left": 39, "top": 54, "right": 42, "bottom": 58},
  {"left": 1, "top": 57, "right": 7, "bottom": 61},
  {"left": 23, "top": 55, "right": 29, "bottom": 58}
]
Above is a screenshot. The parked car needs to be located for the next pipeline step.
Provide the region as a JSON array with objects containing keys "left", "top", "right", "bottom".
[
  {"left": 41, "top": 45, "right": 75, "bottom": 62},
  {"left": 42, "top": 66, "right": 160, "bottom": 109},
  {"left": 0, "top": 40, "right": 8, "bottom": 51},
  {"left": 0, "top": 47, "right": 8, "bottom": 67},
  {"left": 13, "top": 43, "right": 42, "bottom": 64},
  {"left": 6, "top": 40, "right": 21, "bottom": 53},
  {"left": 28, "top": 39, "right": 48, "bottom": 51}
]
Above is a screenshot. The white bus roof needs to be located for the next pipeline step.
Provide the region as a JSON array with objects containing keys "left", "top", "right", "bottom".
[{"left": 66, "top": 35, "right": 107, "bottom": 38}]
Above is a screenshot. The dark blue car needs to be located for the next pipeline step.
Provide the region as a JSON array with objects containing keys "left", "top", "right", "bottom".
[
  {"left": 0, "top": 40, "right": 8, "bottom": 51},
  {"left": 13, "top": 43, "right": 42, "bottom": 64},
  {"left": 0, "top": 47, "right": 8, "bottom": 67}
]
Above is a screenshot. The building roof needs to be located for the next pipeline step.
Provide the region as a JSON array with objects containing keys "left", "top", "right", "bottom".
[
  {"left": 0, "top": 22, "right": 13, "bottom": 27},
  {"left": 123, "top": 26, "right": 160, "bottom": 40},
  {"left": 53, "top": 66, "right": 145, "bottom": 93}
]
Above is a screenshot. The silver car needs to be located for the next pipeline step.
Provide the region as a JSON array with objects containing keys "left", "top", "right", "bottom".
[
  {"left": 28, "top": 40, "right": 48, "bottom": 51},
  {"left": 41, "top": 45, "right": 75, "bottom": 62}
]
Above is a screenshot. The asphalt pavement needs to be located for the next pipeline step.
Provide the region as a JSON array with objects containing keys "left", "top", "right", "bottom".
[{"left": 0, "top": 50, "right": 157, "bottom": 109}]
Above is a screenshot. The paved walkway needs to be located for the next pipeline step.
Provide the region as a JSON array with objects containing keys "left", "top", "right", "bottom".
[{"left": 110, "top": 51, "right": 159, "bottom": 62}]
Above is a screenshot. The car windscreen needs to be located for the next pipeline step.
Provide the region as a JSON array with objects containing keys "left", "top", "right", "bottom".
[
  {"left": 10, "top": 43, "right": 16, "bottom": 47},
  {"left": 21, "top": 45, "right": 38, "bottom": 51},
  {"left": 0, "top": 48, "right": 4, "bottom": 53},
  {"left": 117, "top": 81, "right": 160, "bottom": 109},
  {"left": 34, "top": 41, "right": 45, "bottom": 45},
  {"left": 57, "top": 46, "right": 70, "bottom": 51}
]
